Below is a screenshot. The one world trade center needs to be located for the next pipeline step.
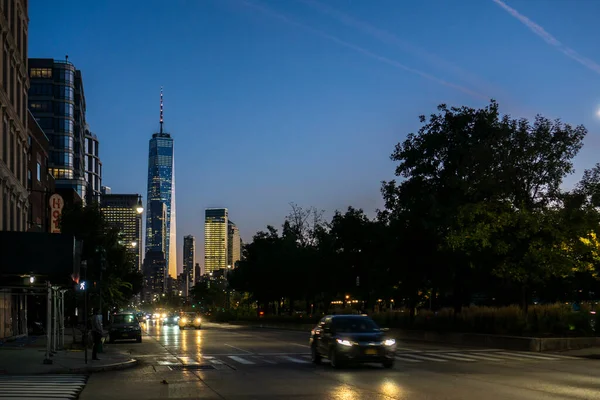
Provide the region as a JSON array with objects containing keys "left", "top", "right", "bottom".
[{"left": 145, "top": 88, "right": 176, "bottom": 278}]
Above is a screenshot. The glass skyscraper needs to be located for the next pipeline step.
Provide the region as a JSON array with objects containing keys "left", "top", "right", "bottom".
[{"left": 145, "top": 89, "right": 176, "bottom": 278}]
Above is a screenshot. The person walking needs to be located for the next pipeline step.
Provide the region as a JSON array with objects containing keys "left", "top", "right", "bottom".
[{"left": 91, "top": 308, "right": 103, "bottom": 361}]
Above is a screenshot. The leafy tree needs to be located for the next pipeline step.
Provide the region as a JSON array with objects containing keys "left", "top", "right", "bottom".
[{"left": 60, "top": 203, "right": 143, "bottom": 310}]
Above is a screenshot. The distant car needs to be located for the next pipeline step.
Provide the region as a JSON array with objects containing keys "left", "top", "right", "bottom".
[
  {"left": 178, "top": 312, "right": 201, "bottom": 330},
  {"left": 108, "top": 312, "right": 142, "bottom": 343},
  {"left": 162, "top": 313, "right": 179, "bottom": 326},
  {"left": 309, "top": 315, "right": 396, "bottom": 368}
]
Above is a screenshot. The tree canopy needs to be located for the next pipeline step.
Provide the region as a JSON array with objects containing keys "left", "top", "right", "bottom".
[{"left": 228, "top": 101, "right": 600, "bottom": 316}]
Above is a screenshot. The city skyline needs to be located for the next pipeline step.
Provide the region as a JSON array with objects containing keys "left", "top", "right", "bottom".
[{"left": 27, "top": 1, "right": 600, "bottom": 268}]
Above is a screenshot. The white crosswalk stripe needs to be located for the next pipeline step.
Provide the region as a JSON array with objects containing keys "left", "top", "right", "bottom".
[
  {"left": 153, "top": 349, "right": 579, "bottom": 368},
  {"left": 0, "top": 374, "right": 87, "bottom": 399}
]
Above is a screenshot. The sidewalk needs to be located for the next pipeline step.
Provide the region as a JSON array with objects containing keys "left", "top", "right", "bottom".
[{"left": 0, "top": 335, "right": 139, "bottom": 374}]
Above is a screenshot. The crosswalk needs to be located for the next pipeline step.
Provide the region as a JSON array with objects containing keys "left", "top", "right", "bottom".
[
  {"left": 0, "top": 374, "right": 88, "bottom": 399},
  {"left": 150, "top": 349, "right": 578, "bottom": 369}
]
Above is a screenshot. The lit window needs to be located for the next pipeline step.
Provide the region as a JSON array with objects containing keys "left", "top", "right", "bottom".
[{"left": 36, "top": 162, "right": 41, "bottom": 181}]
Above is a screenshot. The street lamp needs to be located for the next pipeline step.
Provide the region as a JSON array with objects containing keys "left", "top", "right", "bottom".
[{"left": 136, "top": 195, "right": 144, "bottom": 214}]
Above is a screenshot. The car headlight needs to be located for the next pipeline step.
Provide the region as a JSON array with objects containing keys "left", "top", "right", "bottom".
[
  {"left": 336, "top": 339, "right": 353, "bottom": 347},
  {"left": 195, "top": 318, "right": 201, "bottom": 324},
  {"left": 384, "top": 339, "right": 396, "bottom": 346}
]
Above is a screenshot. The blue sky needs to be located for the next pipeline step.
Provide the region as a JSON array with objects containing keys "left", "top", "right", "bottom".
[{"left": 29, "top": 0, "right": 600, "bottom": 272}]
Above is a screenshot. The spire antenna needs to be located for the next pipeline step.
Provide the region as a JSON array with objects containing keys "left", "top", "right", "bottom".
[{"left": 159, "top": 87, "right": 164, "bottom": 134}]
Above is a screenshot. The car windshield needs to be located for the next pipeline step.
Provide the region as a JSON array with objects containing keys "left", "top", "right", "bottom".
[
  {"left": 112, "top": 314, "right": 137, "bottom": 324},
  {"left": 333, "top": 317, "right": 379, "bottom": 333}
]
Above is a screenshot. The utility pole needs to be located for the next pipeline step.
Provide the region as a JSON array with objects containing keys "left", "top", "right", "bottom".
[
  {"left": 81, "top": 260, "right": 88, "bottom": 365},
  {"left": 43, "top": 282, "right": 52, "bottom": 364}
]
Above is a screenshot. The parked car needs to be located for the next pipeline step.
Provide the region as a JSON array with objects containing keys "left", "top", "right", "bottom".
[
  {"left": 108, "top": 312, "right": 142, "bottom": 343},
  {"left": 309, "top": 315, "right": 396, "bottom": 368},
  {"left": 178, "top": 312, "right": 201, "bottom": 330}
]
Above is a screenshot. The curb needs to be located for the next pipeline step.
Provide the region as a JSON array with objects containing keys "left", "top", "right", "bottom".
[{"left": 67, "top": 358, "right": 139, "bottom": 374}]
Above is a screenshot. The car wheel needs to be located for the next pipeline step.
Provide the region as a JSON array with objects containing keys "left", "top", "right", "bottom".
[
  {"left": 136, "top": 336, "right": 142, "bottom": 343},
  {"left": 382, "top": 359, "right": 394, "bottom": 369},
  {"left": 311, "top": 344, "right": 321, "bottom": 365},
  {"left": 329, "top": 349, "right": 343, "bottom": 369}
]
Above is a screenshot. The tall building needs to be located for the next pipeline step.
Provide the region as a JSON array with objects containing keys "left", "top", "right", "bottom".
[
  {"left": 0, "top": 0, "right": 29, "bottom": 231},
  {"left": 100, "top": 194, "right": 144, "bottom": 271},
  {"left": 183, "top": 235, "right": 195, "bottom": 291},
  {"left": 101, "top": 185, "right": 111, "bottom": 195},
  {"left": 143, "top": 251, "right": 167, "bottom": 301},
  {"left": 227, "top": 220, "right": 241, "bottom": 268},
  {"left": 27, "top": 111, "right": 55, "bottom": 232},
  {"left": 194, "top": 263, "right": 201, "bottom": 284},
  {"left": 145, "top": 88, "right": 176, "bottom": 277},
  {"left": 204, "top": 208, "right": 228, "bottom": 274},
  {"left": 28, "top": 57, "right": 99, "bottom": 204},
  {"left": 84, "top": 127, "right": 101, "bottom": 202},
  {"left": 146, "top": 200, "right": 167, "bottom": 254}
]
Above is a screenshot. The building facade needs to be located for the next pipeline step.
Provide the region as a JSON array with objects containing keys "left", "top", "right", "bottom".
[
  {"left": 0, "top": 0, "right": 29, "bottom": 232},
  {"left": 183, "top": 234, "right": 195, "bottom": 291},
  {"left": 143, "top": 250, "right": 167, "bottom": 302},
  {"left": 227, "top": 220, "right": 241, "bottom": 268},
  {"left": 100, "top": 194, "right": 143, "bottom": 271},
  {"left": 204, "top": 208, "right": 228, "bottom": 274},
  {"left": 28, "top": 58, "right": 99, "bottom": 204},
  {"left": 145, "top": 89, "right": 175, "bottom": 278},
  {"left": 27, "top": 111, "right": 54, "bottom": 232},
  {"left": 84, "top": 127, "right": 101, "bottom": 203}
]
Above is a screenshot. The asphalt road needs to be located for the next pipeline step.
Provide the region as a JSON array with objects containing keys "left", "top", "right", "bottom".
[{"left": 79, "top": 321, "right": 600, "bottom": 400}]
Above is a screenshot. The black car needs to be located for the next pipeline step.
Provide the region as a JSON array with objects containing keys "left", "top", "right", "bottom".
[
  {"left": 309, "top": 315, "right": 396, "bottom": 368},
  {"left": 108, "top": 313, "right": 142, "bottom": 343}
]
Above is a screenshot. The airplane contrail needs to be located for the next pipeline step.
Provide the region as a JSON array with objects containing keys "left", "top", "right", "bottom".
[
  {"left": 239, "top": 0, "right": 488, "bottom": 100},
  {"left": 492, "top": 0, "right": 600, "bottom": 75},
  {"left": 298, "top": 0, "right": 494, "bottom": 94}
]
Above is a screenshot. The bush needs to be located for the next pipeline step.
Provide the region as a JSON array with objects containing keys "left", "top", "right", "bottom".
[{"left": 373, "top": 304, "right": 596, "bottom": 337}]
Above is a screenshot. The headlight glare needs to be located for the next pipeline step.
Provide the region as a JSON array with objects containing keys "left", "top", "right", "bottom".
[
  {"left": 336, "top": 339, "right": 353, "bottom": 347},
  {"left": 384, "top": 339, "right": 396, "bottom": 346}
]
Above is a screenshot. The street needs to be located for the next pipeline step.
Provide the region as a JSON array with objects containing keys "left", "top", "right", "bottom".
[{"left": 76, "top": 322, "right": 600, "bottom": 400}]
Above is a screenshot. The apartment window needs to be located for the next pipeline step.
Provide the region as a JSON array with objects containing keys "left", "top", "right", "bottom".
[
  {"left": 29, "top": 68, "right": 52, "bottom": 79},
  {"left": 29, "top": 101, "right": 51, "bottom": 112},
  {"left": 3, "top": 0, "right": 7, "bottom": 18},
  {"left": 2, "top": 49, "right": 7, "bottom": 92},
  {"left": 2, "top": 191, "right": 7, "bottom": 230},
  {"left": 36, "top": 161, "right": 40, "bottom": 181},
  {"left": 9, "top": 65, "right": 14, "bottom": 104},
  {"left": 27, "top": 169, "right": 31, "bottom": 188},
  {"left": 16, "top": 204, "right": 20, "bottom": 231},
  {"left": 2, "top": 118, "right": 6, "bottom": 162},
  {"left": 9, "top": 196, "right": 14, "bottom": 231},
  {"left": 16, "top": 141, "right": 20, "bottom": 181},
  {"left": 16, "top": 79, "right": 21, "bottom": 118},
  {"left": 16, "top": 17, "right": 21, "bottom": 56},
  {"left": 9, "top": 129, "right": 14, "bottom": 172}
]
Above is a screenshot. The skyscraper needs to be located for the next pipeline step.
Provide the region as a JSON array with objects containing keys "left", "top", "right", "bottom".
[
  {"left": 0, "top": 0, "right": 29, "bottom": 231},
  {"left": 145, "top": 88, "right": 176, "bottom": 278},
  {"left": 204, "top": 208, "right": 228, "bottom": 274},
  {"left": 183, "top": 235, "right": 195, "bottom": 290},
  {"left": 84, "top": 126, "right": 102, "bottom": 202},
  {"left": 101, "top": 194, "right": 143, "bottom": 271},
  {"left": 227, "top": 220, "right": 241, "bottom": 268},
  {"left": 28, "top": 58, "right": 99, "bottom": 204}
]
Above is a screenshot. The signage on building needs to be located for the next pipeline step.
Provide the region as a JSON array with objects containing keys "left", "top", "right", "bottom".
[{"left": 49, "top": 194, "right": 64, "bottom": 233}]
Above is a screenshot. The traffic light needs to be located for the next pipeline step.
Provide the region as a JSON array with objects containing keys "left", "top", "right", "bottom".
[{"left": 75, "top": 281, "right": 87, "bottom": 291}]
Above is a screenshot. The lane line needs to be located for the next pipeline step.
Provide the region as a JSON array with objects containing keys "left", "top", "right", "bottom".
[
  {"left": 253, "top": 356, "right": 277, "bottom": 364},
  {"left": 228, "top": 355, "right": 255, "bottom": 365},
  {"left": 401, "top": 353, "right": 448, "bottom": 362},
  {"left": 433, "top": 353, "right": 477, "bottom": 362},
  {"left": 496, "top": 351, "right": 561, "bottom": 360},
  {"left": 455, "top": 353, "right": 511, "bottom": 362},
  {"left": 224, "top": 344, "right": 254, "bottom": 354},
  {"left": 394, "top": 355, "right": 422, "bottom": 363},
  {"left": 279, "top": 355, "right": 311, "bottom": 364}
]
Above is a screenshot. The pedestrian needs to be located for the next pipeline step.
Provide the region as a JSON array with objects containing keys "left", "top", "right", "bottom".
[{"left": 91, "top": 308, "right": 103, "bottom": 361}]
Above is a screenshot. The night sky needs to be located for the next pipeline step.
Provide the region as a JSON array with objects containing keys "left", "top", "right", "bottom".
[{"left": 28, "top": 0, "right": 600, "bottom": 273}]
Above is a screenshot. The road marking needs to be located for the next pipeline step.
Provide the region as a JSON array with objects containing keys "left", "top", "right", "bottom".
[
  {"left": 0, "top": 374, "right": 87, "bottom": 399},
  {"left": 254, "top": 356, "right": 277, "bottom": 364},
  {"left": 256, "top": 352, "right": 310, "bottom": 356},
  {"left": 178, "top": 356, "right": 200, "bottom": 365},
  {"left": 278, "top": 355, "right": 311, "bottom": 364},
  {"left": 209, "top": 359, "right": 224, "bottom": 365},
  {"left": 395, "top": 355, "right": 422, "bottom": 363},
  {"left": 433, "top": 353, "right": 477, "bottom": 362},
  {"left": 157, "top": 360, "right": 180, "bottom": 365},
  {"left": 455, "top": 353, "right": 510, "bottom": 362},
  {"left": 401, "top": 353, "right": 448, "bottom": 362},
  {"left": 224, "top": 344, "right": 254, "bottom": 354},
  {"left": 496, "top": 351, "right": 560, "bottom": 360},
  {"left": 228, "top": 355, "right": 255, "bottom": 364},
  {"left": 289, "top": 343, "right": 310, "bottom": 348}
]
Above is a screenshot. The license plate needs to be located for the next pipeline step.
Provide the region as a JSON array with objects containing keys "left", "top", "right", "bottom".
[
  {"left": 365, "top": 348, "right": 377, "bottom": 355},
  {"left": 122, "top": 333, "right": 129, "bottom": 337}
]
